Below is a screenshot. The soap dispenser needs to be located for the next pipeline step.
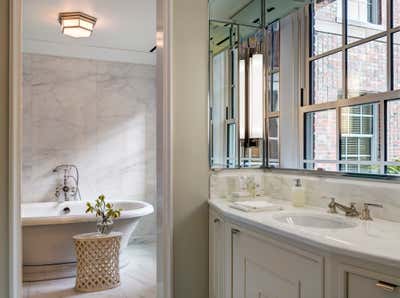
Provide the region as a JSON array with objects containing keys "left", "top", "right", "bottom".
[{"left": 292, "top": 178, "right": 306, "bottom": 207}]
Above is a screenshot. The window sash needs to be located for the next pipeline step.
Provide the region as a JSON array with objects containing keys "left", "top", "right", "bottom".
[{"left": 304, "top": 0, "right": 400, "bottom": 175}]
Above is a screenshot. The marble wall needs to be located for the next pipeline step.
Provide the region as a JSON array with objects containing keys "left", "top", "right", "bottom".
[
  {"left": 210, "top": 169, "right": 400, "bottom": 222},
  {"left": 23, "top": 53, "right": 156, "bottom": 240}
]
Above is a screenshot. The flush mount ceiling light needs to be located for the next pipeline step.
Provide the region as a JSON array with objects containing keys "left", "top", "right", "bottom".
[{"left": 58, "top": 12, "right": 97, "bottom": 38}]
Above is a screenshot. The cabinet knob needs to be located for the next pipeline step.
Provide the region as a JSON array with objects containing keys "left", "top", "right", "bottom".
[
  {"left": 213, "top": 218, "right": 220, "bottom": 223},
  {"left": 232, "top": 228, "right": 240, "bottom": 234},
  {"left": 376, "top": 281, "right": 397, "bottom": 292}
]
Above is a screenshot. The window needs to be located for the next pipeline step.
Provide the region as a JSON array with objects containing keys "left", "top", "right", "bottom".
[
  {"left": 311, "top": 0, "right": 343, "bottom": 56},
  {"left": 394, "top": 0, "right": 400, "bottom": 27},
  {"left": 347, "top": 0, "right": 386, "bottom": 42},
  {"left": 311, "top": 52, "right": 343, "bottom": 104},
  {"left": 268, "top": 117, "right": 279, "bottom": 167},
  {"left": 394, "top": 32, "right": 400, "bottom": 89},
  {"left": 347, "top": 37, "right": 387, "bottom": 97},
  {"left": 305, "top": 0, "right": 400, "bottom": 175},
  {"left": 367, "top": 0, "right": 382, "bottom": 25},
  {"left": 387, "top": 100, "right": 400, "bottom": 174},
  {"left": 305, "top": 109, "right": 337, "bottom": 171},
  {"left": 340, "top": 103, "right": 380, "bottom": 173},
  {"left": 266, "top": 21, "right": 280, "bottom": 167}
]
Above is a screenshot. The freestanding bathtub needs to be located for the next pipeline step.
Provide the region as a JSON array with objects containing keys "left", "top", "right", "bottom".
[{"left": 22, "top": 200, "right": 154, "bottom": 281}]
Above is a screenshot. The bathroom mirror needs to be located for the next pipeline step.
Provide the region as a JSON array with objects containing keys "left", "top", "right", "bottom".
[
  {"left": 209, "top": 0, "right": 400, "bottom": 179},
  {"left": 209, "top": 0, "right": 307, "bottom": 169}
]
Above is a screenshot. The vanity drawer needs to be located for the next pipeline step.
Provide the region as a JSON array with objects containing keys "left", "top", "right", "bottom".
[{"left": 346, "top": 272, "right": 400, "bottom": 298}]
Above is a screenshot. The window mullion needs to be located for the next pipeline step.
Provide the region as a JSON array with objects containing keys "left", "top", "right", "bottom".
[
  {"left": 343, "top": 0, "right": 348, "bottom": 99},
  {"left": 383, "top": 0, "right": 391, "bottom": 174},
  {"left": 337, "top": 106, "right": 341, "bottom": 171},
  {"left": 387, "top": 0, "right": 392, "bottom": 91},
  {"left": 380, "top": 99, "right": 386, "bottom": 174}
]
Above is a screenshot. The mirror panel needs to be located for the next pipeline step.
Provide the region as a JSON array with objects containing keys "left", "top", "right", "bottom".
[
  {"left": 209, "top": 0, "right": 400, "bottom": 179},
  {"left": 209, "top": 21, "right": 239, "bottom": 168}
]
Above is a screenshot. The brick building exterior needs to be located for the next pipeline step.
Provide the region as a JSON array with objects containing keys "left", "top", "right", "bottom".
[{"left": 310, "top": 0, "right": 400, "bottom": 173}]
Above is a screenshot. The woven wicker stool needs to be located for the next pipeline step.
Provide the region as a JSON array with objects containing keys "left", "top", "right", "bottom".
[{"left": 73, "top": 232, "right": 122, "bottom": 292}]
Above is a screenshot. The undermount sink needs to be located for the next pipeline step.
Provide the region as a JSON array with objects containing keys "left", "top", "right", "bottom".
[{"left": 273, "top": 213, "right": 358, "bottom": 229}]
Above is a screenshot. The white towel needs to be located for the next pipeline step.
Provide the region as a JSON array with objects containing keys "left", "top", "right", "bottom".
[{"left": 230, "top": 201, "right": 282, "bottom": 212}]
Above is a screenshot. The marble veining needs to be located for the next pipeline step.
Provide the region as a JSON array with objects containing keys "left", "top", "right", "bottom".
[
  {"left": 210, "top": 169, "right": 400, "bottom": 222},
  {"left": 23, "top": 53, "right": 157, "bottom": 239},
  {"left": 23, "top": 242, "right": 156, "bottom": 298}
]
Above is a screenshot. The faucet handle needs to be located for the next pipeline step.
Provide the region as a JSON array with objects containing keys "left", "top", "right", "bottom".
[
  {"left": 360, "top": 203, "right": 383, "bottom": 221},
  {"left": 364, "top": 203, "right": 383, "bottom": 208},
  {"left": 327, "top": 197, "right": 337, "bottom": 214}
]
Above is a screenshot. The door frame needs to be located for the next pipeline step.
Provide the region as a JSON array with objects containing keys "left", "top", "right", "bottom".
[
  {"left": 9, "top": 0, "right": 22, "bottom": 297},
  {"left": 8, "top": 0, "right": 173, "bottom": 297}
]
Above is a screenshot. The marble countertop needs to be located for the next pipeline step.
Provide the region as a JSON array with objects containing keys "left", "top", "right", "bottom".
[{"left": 209, "top": 198, "right": 400, "bottom": 269}]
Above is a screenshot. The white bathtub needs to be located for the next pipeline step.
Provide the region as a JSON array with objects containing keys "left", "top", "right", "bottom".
[{"left": 22, "top": 200, "right": 154, "bottom": 281}]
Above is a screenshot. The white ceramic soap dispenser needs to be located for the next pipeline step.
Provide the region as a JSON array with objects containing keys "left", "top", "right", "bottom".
[{"left": 292, "top": 178, "right": 306, "bottom": 207}]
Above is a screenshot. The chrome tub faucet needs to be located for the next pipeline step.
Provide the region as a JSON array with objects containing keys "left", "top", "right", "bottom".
[{"left": 53, "top": 164, "right": 81, "bottom": 201}]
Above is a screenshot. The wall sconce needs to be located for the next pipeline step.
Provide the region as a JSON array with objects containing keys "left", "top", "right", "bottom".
[
  {"left": 249, "top": 54, "right": 264, "bottom": 139},
  {"left": 239, "top": 59, "right": 246, "bottom": 139},
  {"left": 58, "top": 12, "right": 97, "bottom": 38}
]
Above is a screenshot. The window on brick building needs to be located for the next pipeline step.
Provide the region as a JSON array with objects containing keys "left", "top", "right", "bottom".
[
  {"left": 305, "top": 0, "right": 400, "bottom": 175},
  {"left": 368, "top": 0, "right": 382, "bottom": 25}
]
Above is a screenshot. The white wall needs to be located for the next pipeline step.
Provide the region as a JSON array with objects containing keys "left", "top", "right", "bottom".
[
  {"left": 172, "top": 0, "right": 209, "bottom": 297},
  {"left": 22, "top": 53, "right": 157, "bottom": 239}
]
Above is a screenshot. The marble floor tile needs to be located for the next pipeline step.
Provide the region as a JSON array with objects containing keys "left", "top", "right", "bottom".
[{"left": 23, "top": 242, "right": 157, "bottom": 298}]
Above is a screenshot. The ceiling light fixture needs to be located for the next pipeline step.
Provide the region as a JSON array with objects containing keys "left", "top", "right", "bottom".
[{"left": 58, "top": 12, "right": 97, "bottom": 38}]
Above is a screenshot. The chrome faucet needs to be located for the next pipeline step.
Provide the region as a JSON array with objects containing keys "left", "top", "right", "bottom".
[
  {"left": 327, "top": 198, "right": 383, "bottom": 220},
  {"left": 327, "top": 198, "right": 359, "bottom": 217},
  {"left": 53, "top": 164, "right": 81, "bottom": 201}
]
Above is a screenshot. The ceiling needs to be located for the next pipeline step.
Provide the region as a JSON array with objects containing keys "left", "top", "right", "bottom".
[
  {"left": 23, "top": 0, "right": 156, "bottom": 64},
  {"left": 209, "top": 0, "right": 310, "bottom": 24},
  {"left": 209, "top": 0, "right": 310, "bottom": 54}
]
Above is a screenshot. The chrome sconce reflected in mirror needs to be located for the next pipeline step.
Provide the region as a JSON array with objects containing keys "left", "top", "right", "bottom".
[{"left": 238, "top": 33, "right": 265, "bottom": 167}]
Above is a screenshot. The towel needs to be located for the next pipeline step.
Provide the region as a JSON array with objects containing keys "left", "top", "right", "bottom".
[{"left": 230, "top": 200, "right": 282, "bottom": 212}]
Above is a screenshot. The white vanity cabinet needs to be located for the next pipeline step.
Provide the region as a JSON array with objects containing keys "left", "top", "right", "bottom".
[
  {"left": 209, "top": 211, "right": 229, "bottom": 298},
  {"left": 209, "top": 205, "right": 400, "bottom": 298},
  {"left": 232, "top": 228, "right": 323, "bottom": 298}
]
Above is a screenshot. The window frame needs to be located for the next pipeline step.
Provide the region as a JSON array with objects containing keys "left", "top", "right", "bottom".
[
  {"left": 265, "top": 20, "right": 281, "bottom": 167},
  {"left": 302, "top": 0, "right": 400, "bottom": 175}
]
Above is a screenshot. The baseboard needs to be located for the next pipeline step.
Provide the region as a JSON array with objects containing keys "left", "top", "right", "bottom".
[{"left": 23, "top": 262, "right": 76, "bottom": 282}]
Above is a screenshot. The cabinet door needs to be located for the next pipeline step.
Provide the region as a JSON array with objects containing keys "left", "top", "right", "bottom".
[
  {"left": 347, "top": 273, "right": 400, "bottom": 298},
  {"left": 233, "top": 230, "right": 323, "bottom": 298},
  {"left": 209, "top": 211, "right": 226, "bottom": 298},
  {"left": 340, "top": 266, "right": 400, "bottom": 298}
]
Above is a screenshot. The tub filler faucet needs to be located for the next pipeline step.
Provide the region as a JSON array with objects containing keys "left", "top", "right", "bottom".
[{"left": 53, "top": 164, "right": 81, "bottom": 201}]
